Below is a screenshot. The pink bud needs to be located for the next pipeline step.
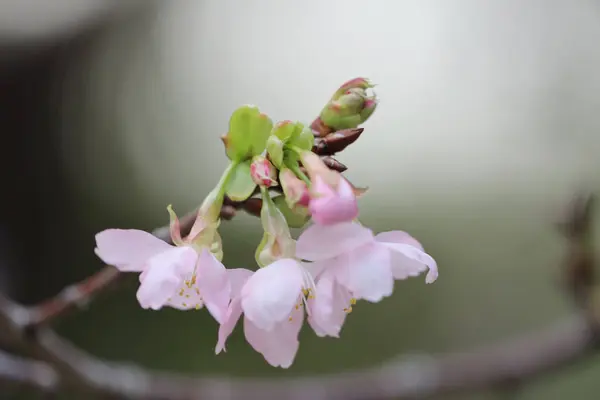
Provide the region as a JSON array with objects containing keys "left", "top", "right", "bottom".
[
  {"left": 250, "top": 156, "right": 278, "bottom": 187},
  {"left": 298, "top": 151, "right": 358, "bottom": 225},
  {"left": 309, "top": 175, "right": 358, "bottom": 225}
]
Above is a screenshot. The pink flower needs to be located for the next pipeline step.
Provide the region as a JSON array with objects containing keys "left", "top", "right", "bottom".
[
  {"left": 94, "top": 229, "right": 230, "bottom": 323},
  {"left": 216, "top": 259, "right": 323, "bottom": 368},
  {"left": 295, "top": 222, "right": 438, "bottom": 334},
  {"left": 300, "top": 151, "right": 358, "bottom": 225}
]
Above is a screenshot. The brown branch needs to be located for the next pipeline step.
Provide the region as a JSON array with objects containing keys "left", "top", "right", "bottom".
[{"left": 0, "top": 193, "right": 597, "bottom": 399}]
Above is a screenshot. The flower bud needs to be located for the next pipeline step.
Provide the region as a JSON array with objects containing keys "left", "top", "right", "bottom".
[
  {"left": 318, "top": 77, "right": 378, "bottom": 130},
  {"left": 299, "top": 151, "right": 358, "bottom": 225},
  {"left": 250, "top": 156, "right": 278, "bottom": 187}
]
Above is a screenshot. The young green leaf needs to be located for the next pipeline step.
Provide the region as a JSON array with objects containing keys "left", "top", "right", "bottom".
[
  {"left": 224, "top": 160, "right": 257, "bottom": 202},
  {"left": 288, "top": 125, "right": 314, "bottom": 151},
  {"left": 224, "top": 105, "right": 273, "bottom": 161}
]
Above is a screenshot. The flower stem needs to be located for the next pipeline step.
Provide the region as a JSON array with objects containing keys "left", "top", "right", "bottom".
[
  {"left": 288, "top": 162, "right": 311, "bottom": 187},
  {"left": 189, "top": 161, "right": 239, "bottom": 239}
]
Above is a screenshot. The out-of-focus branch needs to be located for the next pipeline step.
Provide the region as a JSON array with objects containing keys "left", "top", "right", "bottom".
[
  {"left": 0, "top": 193, "right": 598, "bottom": 399},
  {"left": 0, "top": 350, "right": 58, "bottom": 391}
]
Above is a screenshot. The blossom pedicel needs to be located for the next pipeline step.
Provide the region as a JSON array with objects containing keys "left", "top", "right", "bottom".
[{"left": 93, "top": 78, "right": 438, "bottom": 368}]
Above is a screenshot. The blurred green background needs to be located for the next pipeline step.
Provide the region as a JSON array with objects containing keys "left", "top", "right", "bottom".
[{"left": 2, "top": 1, "right": 600, "bottom": 399}]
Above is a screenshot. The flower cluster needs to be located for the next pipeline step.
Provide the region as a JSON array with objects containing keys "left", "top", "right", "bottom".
[{"left": 94, "top": 78, "right": 438, "bottom": 368}]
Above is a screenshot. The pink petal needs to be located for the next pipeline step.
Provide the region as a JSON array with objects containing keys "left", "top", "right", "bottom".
[
  {"left": 196, "top": 249, "right": 231, "bottom": 324},
  {"left": 95, "top": 229, "right": 172, "bottom": 272},
  {"left": 244, "top": 310, "right": 303, "bottom": 368},
  {"left": 227, "top": 268, "right": 254, "bottom": 297},
  {"left": 241, "top": 259, "right": 304, "bottom": 331},
  {"left": 336, "top": 244, "right": 393, "bottom": 302},
  {"left": 136, "top": 246, "right": 197, "bottom": 310},
  {"left": 309, "top": 176, "right": 358, "bottom": 225},
  {"left": 296, "top": 222, "right": 374, "bottom": 261},
  {"left": 308, "top": 270, "right": 349, "bottom": 337},
  {"left": 215, "top": 269, "right": 254, "bottom": 353},
  {"left": 215, "top": 298, "right": 242, "bottom": 354},
  {"left": 377, "top": 242, "right": 438, "bottom": 283},
  {"left": 375, "top": 231, "right": 424, "bottom": 251},
  {"left": 301, "top": 260, "right": 328, "bottom": 281}
]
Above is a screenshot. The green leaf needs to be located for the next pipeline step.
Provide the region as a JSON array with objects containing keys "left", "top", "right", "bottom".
[
  {"left": 224, "top": 160, "right": 257, "bottom": 202},
  {"left": 249, "top": 110, "right": 273, "bottom": 155},
  {"left": 288, "top": 125, "right": 314, "bottom": 151},
  {"left": 225, "top": 105, "right": 273, "bottom": 161},
  {"left": 273, "top": 195, "right": 310, "bottom": 228},
  {"left": 266, "top": 135, "right": 284, "bottom": 168},
  {"left": 272, "top": 120, "right": 296, "bottom": 142}
]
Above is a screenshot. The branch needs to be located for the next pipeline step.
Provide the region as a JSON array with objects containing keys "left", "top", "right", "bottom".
[{"left": 0, "top": 193, "right": 598, "bottom": 399}]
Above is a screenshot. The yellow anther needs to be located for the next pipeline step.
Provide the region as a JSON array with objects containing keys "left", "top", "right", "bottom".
[
  {"left": 288, "top": 316, "right": 293, "bottom": 322},
  {"left": 178, "top": 288, "right": 185, "bottom": 296},
  {"left": 344, "top": 307, "right": 353, "bottom": 314},
  {"left": 350, "top": 298, "right": 357, "bottom": 305},
  {"left": 195, "top": 288, "right": 200, "bottom": 295},
  {"left": 185, "top": 294, "right": 190, "bottom": 298},
  {"left": 195, "top": 304, "right": 201, "bottom": 310},
  {"left": 182, "top": 302, "right": 187, "bottom": 307}
]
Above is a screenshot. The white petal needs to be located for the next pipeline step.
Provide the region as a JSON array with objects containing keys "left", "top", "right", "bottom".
[
  {"left": 296, "top": 222, "right": 374, "bottom": 261},
  {"left": 95, "top": 229, "right": 172, "bottom": 271},
  {"left": 336, "top": 244, "right": 394, "bottom": 302},
  {"left": 136, "top": 247, "right": 197, "bottom": 310},
  {"left": 379, "top": 242, "right": 438, "bottom": 283},
  {"left": 241, "top": 259, "right": 304, "bottom": 331}
]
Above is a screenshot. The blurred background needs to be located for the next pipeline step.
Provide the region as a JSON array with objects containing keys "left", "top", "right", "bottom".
[{"left": 2, "top": 0, "right": 600, "bottom": 398}]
